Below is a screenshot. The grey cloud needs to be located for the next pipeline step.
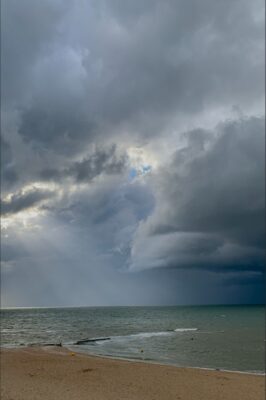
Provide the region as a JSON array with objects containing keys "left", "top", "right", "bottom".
[
  {"left": 1, "top": 137, "right": 18, "bottom": 187},
  {"left": 2, "top": 0, "right": 264, "bottom": 153},
  {"left": 41, "top": 145, "right": 128, "bottom": 182},
  {"left": 1, "top": 187, "right": 55, "bottom": 216},
  {"left": 0, "top": 237, "right": 29, "bottom": 263},
  {"left": 130, "top": 116, "right": 265, "bottom": 272},
  {"left": 0, "top": 135, "right": 127, "bottom": 196},
  {"left": 224, "top": 271, "right": 265, "bottom": 287},
  {"left": 18, "top": 98, "right": 94, "bottom": 155},
  {"left": 1, "top": 1, "right": 264, "bottom": 306},
  {"left": 67, "top": 146, "right": 127, "bottom": 182},
  {"left": 45, "top": 176, "right": 154, "bottom": 259},
  {"left": 2, "top": 0, "right": 68, "bottom": 107}
]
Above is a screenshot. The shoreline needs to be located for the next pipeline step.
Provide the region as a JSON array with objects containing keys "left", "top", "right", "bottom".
[
  {"left": 1, "top": 346, "right": 265, "bottom": 400},
  {"left": 1, "top": 344, "right": 265, "bottom": 376},
  {"left": 65, "top": 345, "right": 265, "bottom": 376}
]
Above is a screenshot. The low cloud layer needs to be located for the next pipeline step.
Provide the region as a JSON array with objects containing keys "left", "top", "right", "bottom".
[
  {"left": 130, "top": 117, "right": 265, "bottom": 273},
  {"left": 40, "top": 145, "right": 128, "bottom": 183},
  {"left": 1, "top": 0, "right": 264, "bottom": 306},
  {"left": 1, "top": 187, "right": 55, "bottom": 216}
]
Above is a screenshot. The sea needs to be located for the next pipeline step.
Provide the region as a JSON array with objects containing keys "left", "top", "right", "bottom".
[{"left": 1, "top": 305, "right": 265, "bottom": 374}]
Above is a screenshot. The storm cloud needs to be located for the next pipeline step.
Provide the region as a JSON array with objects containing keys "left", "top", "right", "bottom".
[
  {"left": 1, "top": 0, "right": 264, "bottom": 306},
  {"left": 40, "top": 145, "right": 128, "bottom": 183},
  {"left": 130, "top": 116, "right": 265, "bottom": 273},
  {"left": 1, "top": 187, "right": 55, "bottom": 216}
]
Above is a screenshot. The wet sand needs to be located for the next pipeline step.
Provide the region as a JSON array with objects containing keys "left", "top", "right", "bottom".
[{"left": 1, "top": 347, "right": 264, "bottom": 400}]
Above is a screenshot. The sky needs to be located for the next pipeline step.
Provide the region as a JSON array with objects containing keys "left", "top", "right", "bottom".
[{"left": 1, "top": 0, "right": 265, "bottom": 307}]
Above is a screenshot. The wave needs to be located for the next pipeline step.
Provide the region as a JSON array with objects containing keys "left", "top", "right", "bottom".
[
  {"left": 81, "top": 329, "right": 199, "bottom": 345},
  {"left": 79, "top": 331, "right": 174, "bottom": 345},
  {"left": 127, "top": 331, "right": 173, "bottom": 339},
  {"left": 130, "top": 329, "right": 199, "bottom": 337}
]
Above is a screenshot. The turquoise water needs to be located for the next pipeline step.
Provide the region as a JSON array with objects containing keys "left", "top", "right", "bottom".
[{"left": 1, "top": 305, "right": 265, "bottom": 373}]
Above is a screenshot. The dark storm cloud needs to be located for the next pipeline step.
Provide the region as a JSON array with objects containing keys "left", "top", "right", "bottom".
[
  {"left": 1, "top": 187, "right": 55, "bottom": 216},
  {"left": 1, "top": 0, "right": 264, "bottom": 306},
  {"left": 224, "top": 271, "right": 264, "bottom": 287},
  {"left": 40, "top": 145, "right": 128, "bottom": 183},
  {"left": 0, "top": 137, "right": 18, "bottom": 186},
  {"left": 18, "top": 106, "right": 94, "bottom": 155},
  {"left": 153, "top": 117, "right": 265, "bottom": 247},
  {"left": 1, "top": 0, "right": 68, "bottom": 107},
  {"left": 0, "top": 135, "right": 127, "bottom": 195},
  {"left": 130, "top": 116, "right": 265, "bottom": 273},
  {"left": 2, "top": 0, "right": 264, "bottom": 153}
]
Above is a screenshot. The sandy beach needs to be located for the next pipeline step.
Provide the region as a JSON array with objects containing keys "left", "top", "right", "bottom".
[{"left": 1, "top": 347, "right": 264, "bottom": 400}]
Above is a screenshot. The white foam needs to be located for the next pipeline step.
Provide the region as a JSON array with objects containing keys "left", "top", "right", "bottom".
[
  {"left": 129, "top": 332, "right": 172, "bottom": 339},
  {"left": 97, "top": 330, "right": 198, "bottom": 343},
  {"left": 91, "top": 329, "right": 199, "bottom": 345},
  {"left": 94, "top": 331, "right": 174, "bottom": 344}
]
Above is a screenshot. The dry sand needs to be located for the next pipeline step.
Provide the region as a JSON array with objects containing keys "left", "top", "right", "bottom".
[{"left": 1, "top": 347, "right": 264, "bottom": 400}]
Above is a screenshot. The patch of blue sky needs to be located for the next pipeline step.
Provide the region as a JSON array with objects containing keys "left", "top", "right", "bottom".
[
  {"left": 129, "top": 168, "right": 138, "bottom": 181},
  {"left": 128, "top": 165, "right": 152, "bottom": 181},
  {"left": 141, "top": 165, "right": 152, "bottom": 174}
]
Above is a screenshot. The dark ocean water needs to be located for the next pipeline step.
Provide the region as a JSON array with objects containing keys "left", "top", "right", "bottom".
[{"left": 1, "top": 305, "right": 265, "bottom": 373}]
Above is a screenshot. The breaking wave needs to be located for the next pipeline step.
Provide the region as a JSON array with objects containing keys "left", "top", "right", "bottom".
[{"left": 85, "top": 329, "right": 199, "bottom": 345}]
